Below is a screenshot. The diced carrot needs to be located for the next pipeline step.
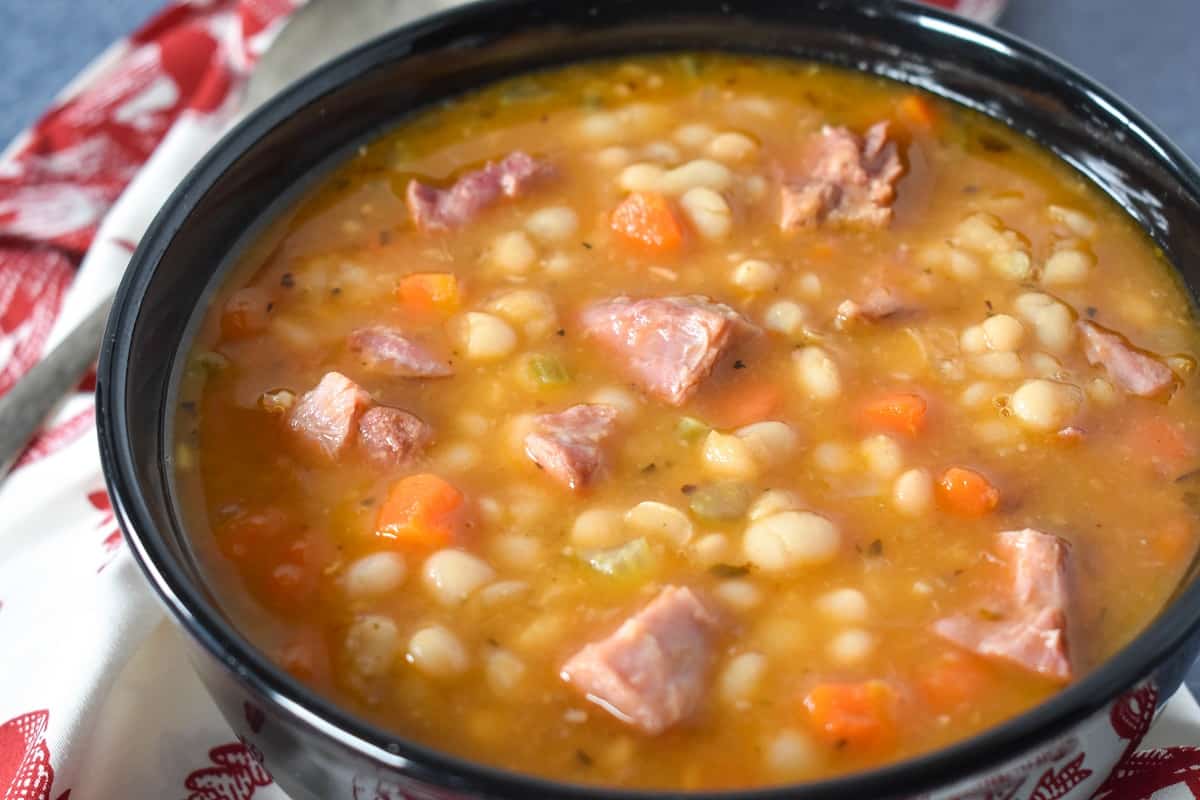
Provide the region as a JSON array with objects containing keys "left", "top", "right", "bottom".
[
  {"left": 611, "top": 192, "right": 685, "bottom": 254},
  {"left": 701, "top": 379, "right": 782, "bottom": 429},
  {"left": 898, "top": 93, "right": 938, "bottom": 132},
  {"left": 802, "top": 680, "right": 898, "bottom": 749},
  {"left": 216, "top": 507, "right": 289, "bottom": 564},
  {"left": 375, "top": 473, "right": 466, "bottom": 550},
  {"left": 221, "top": 287, "right": 272, "bottom": 339},
  {"left": 860, "top": 392, "right": 928, "bottom": 436},
  {"left": 1126, "top": 414, "right": 1196, "bottom": 479},
  {"left": 917, "top": 652, "right": 991, "bottom": 714},
  {"left": 937, "top": 466, "right": 1000, "bottom": 517},
  {"left": 397, "top": 272, "right": 461, "bottom": 314}
]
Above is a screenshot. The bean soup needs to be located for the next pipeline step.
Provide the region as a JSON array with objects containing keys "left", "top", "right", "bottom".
[{"left": 174, "top": 54, "right": 1200, "bottom": 789}]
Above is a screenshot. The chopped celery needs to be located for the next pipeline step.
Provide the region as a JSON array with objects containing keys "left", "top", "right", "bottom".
[
  {"left": 676, "top": 416, "right": 710, "bottom": 442},
  {"left": 688, "top": 482, "right": 752, "bottom": 521},
  {"left": 529, "top": 354, "right": 570, "bottom": 386},
  {"left": 584, "top": 537, "right": 656, "bottom": 581}
]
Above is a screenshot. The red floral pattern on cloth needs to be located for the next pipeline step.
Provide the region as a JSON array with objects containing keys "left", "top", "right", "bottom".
[{"left": 3, "top": 1, "right": 1200, "bottom": 799}]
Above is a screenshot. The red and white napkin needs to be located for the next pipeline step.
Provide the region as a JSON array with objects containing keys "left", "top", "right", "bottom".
[{"left": 0, "top": 2, "right": 1198, "bottom": 798}]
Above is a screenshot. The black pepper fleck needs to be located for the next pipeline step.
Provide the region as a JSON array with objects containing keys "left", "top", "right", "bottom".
[
  {"left": 581, "top": 241, "right": 593, "bottom": 250},
  {"left": 280, "top": 273, "right": 295, "bottom": 288},
  {"left": 733, "top": 360, "right": 746, "bottom": 370}
]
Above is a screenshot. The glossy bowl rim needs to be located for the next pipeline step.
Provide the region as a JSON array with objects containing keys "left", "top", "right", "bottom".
[{"left": 96, "top": 1, "right": 1200, "bottom": 798}]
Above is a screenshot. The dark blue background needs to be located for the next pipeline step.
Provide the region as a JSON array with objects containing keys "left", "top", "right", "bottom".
[{"left": 2, "top": 0, "right": 1199, "bottom": 695}]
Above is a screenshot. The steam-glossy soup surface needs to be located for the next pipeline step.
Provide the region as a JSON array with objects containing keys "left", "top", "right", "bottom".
[{"left": 176, "top": 54, "right": 1200, "bottom": 789}]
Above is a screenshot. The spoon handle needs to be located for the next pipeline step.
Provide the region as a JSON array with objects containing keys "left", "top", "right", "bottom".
[{"left": 0, "top": 294, "right": 114, "bottom": 479}]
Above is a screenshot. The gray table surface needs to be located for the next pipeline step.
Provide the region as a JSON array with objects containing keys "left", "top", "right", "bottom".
[{"left": 2, "top": 0, "right": 1199, "bottom": 697}]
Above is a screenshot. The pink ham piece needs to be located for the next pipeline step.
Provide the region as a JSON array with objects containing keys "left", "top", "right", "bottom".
[
  {"left": 580, "top": 295, "right": 759, "bottom": 406},
  {"left": 358, "top": 406, "right": 433, "bottom": 467},
  {"left": 934, "top": 529, "right": 1073, "bottom": 682},
  {"left": 524, "top": 404, "right": 619, "bottom": 490},
  {"left": 288, "top": 371, "right": 432, "bottom": 465},
  {"left": 1079, "top": 320, "right": 1175, "bottom": 397},
  {"left": 835, "top": 286, "right": 908, "bottom": 328},
  {"left": 561, "top": 586, "right": 720, "bottom": 735},
  {"left": 780, "top": 122, "right": 903, "bottom": 230},
  {"left": 406, "top": 151, "right": 552, "bottom": 231},
  {"left": 349, "top": 326, "right": 453, "bottom": 378},
  {"left": 287, "top": 371, "right": 373, "bottom": 458}
]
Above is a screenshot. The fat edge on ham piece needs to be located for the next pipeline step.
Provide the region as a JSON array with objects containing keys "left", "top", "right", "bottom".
[
  {"left": 406, "top": 151, "right": 553, "bottom": 231},
  {"left": 780, "top": 121, "right": 904, "bottom": 230},
  {"left": 287, "top": 371, "right": 431, "bottom": 467},
  {"left": 349, "top": 326, "right": 454, "bottom": 378},
  {"left": 934, "top": 528, "right": 1074, "bottom": 682},
  {"left": 580, "top": 295, "right": 760, "bottom": 406},
  {"left": 561, "top": 585, "right": 721, "bottom": 735},
  {"left": 1078, "top": 320, "right": 1175, "bottom": 397},
  {"left": 524, "top": 404, "right": 619, "bottom": 490}
]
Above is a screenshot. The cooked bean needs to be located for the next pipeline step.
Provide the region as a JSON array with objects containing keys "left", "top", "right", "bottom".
[
  {"left": 794, "top": 346, "right": 842, "bottom": 400},
  {"left": 1042, "top": 247, "right": 1093, "bottom": 285},
  {"left": 588, "top": 386, "right": 641, "bottom": 417},
  {"left": 828, "top": 628, "right": 876, "bottom": 664},
  {"left": 982, "top": 314, "right": 1025, "bottom": 351},
  {"left": 736, "top": 421, "right": 799, "bottom": 468},
  {"left": 719, "top": 652, "right": 767, "bottom": 707},
  {"left": 812, "top": 441, "right": 853, "bottom": 473},
  {"left": 571, "top": 507, "right": 627, "bottom": 549},
  {"left": 766, "top": 730, "right": 818, "bottom": 777},
  {"left": 490, "top": 534, "right": 544, "bottom": 570},
  {"left": 660, "top": 159, "right": 734, "bottom": 194},
  {"left": 764, "top": 300, "right": 809, "bottom": 337},
  {"left": 618, "top": 162, "right": 666, "bottom": 192},
  {"left": 715, "top": 579, "right": 762, "bottom": 610},
  {"left": 407, "top": 625, "right": 469, "bottom": 679},
  {"left": 893, "top": 468, "right": 933, "bottom": 516},
  {"left": 345, "top": 614, "right": 401, "bottom": 678},
  {"left": 674, "top": 122, "right": 716, "bottom": 148},
  {"left": 343, "top": 553, "right": 407, "bottom": 598},
  {"left": 971, "top": 351, "right": 1022, "bottom": 378},
  {"left": 743, "top": 511, "right": 840, "bottom": 571},
  {"left": 708, "top": 131, "right": 758, "bottom": 162},
  {"left": 488, "top": 289, "right": 558, "bottom": 340},
  {"left": 748, "top": 488, "right": 804, "bottom": 521},
  {"left": 732, "top": 259, "right": 779, "bottom": 292},
  {"left": 960, "top": 325, "right": 988, "bottom": 354},
  {"left": 817, "top": 588, "right": 869, "bottom": 622},
  {"left": 625, "top": 501, "right": 693, "bottom": 546},
  {"left": 703, "top": 431, "right": 762, "bottom": 479},
  {"left": 422, "top": 550, "right": 496, "bottom": 605},
  {"left": 643, "top": 140, "right": 682, "bottom": 164},
  {"left": 485, "top": 648, "right": 526, "bottom": 697},
  {"left": 451, "top": 312, "right": 519, "bottom": 361},
  {"left": 1014, "top": 292, "right": 1074, "bottom": 353},
  {"left": 595, "top": 145, "right": 633, "bottom": 169},
  {"left": 679, "top": 187, "right": 733, "bottom": 240},
  {"left": 491, "top": 230, "right": 537, "bottom": 274},
  {"left": 861, "top": 434, "right": 903, "bottom": 479},
  {"left": 525, "top": 206, "right": 579, "bottom": 243},
  {"left": 1010, "top": 379, "right": 1082, "bottom": 431},
  {"left": 1048, "top": 204, "right": 1098, "bottom": 238},
  {"left": 690, "top": 532, "right": 732, "bottom": 567}
]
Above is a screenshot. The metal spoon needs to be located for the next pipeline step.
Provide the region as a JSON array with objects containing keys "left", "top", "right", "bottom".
[{"left": 0, "top": 0, "right": 457, "bottom": 479}]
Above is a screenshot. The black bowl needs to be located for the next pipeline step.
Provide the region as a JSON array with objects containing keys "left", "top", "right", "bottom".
[{"left": 96, "top": 1, "right": 1200, "bottom": 798}]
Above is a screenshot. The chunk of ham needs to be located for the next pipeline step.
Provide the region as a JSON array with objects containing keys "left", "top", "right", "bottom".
[
  {"left": 524, "top": 404, "right": 619, "bottom": 490},
  {"left": 1078, "top": 320, "right": 1175, "bottom": 397},
  {"left": 288, "top": 371, "right": 431, "bottom": 466},
  {"left": 406, "top": 151, "right": 552, "bottom": 231},
  {"left": 561, "top": 586, "right": 720, "bottom": 734},
  {"left": 580, "top": 295, "right": 759, "bottom": 406},
  {"left": 934, "top": 529, "right": 1073, "bottom": 682},
  {"left": 835, "top": 286, "right": 909, "bottom": 328},
  {"left": 780, "top": 122, "right": 903, "bottom": 230},
  {"left": 287, "top": 371, "right": 373, "bottom": 458},
  {"left": 349, "top": 327, "right": 453, "bottom": 378},
  {"left": 358, "top": 406, "right": 433, "bottom": 467}
]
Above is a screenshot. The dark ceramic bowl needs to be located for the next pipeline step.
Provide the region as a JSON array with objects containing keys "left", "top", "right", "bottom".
[{"left": 96, "top": 1, "right": 1200, "bottom": 798}]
